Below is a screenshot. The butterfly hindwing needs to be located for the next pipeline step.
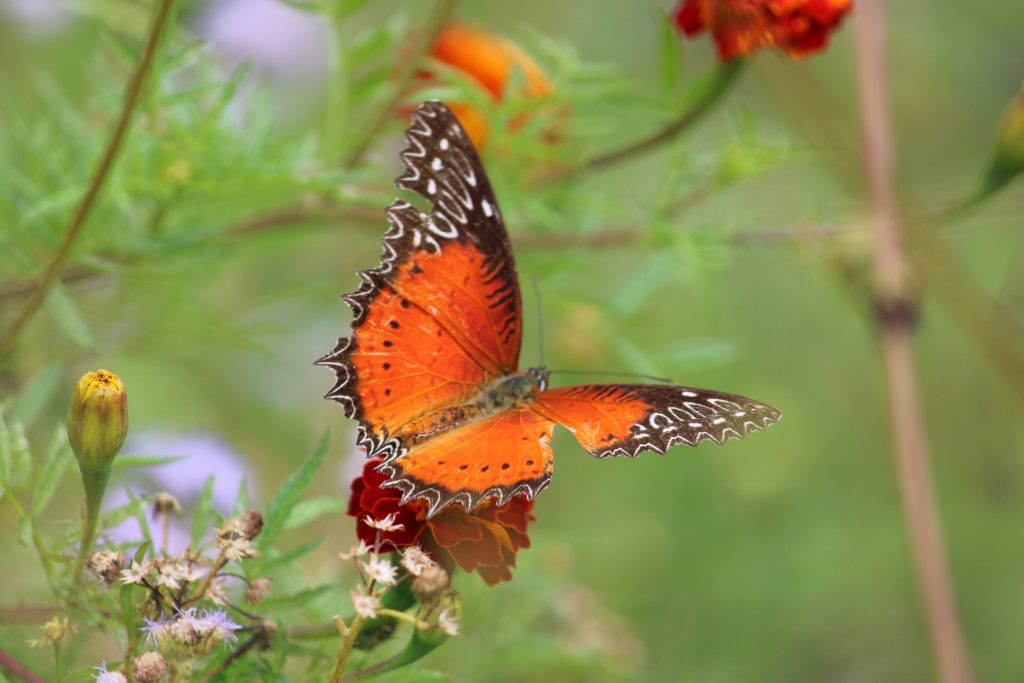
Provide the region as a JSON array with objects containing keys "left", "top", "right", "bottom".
[
  {"left": 317, "top": 101, "right": 524, "bottom": 465},
  {"left": 533, "top": 384, "right": 780, "bottom": 457}
]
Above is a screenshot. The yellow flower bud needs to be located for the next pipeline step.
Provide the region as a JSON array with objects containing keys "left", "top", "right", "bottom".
[
  {"left": 985, "top": 83, "right": 1024, "bottom": 192},
  {"left": 67, "top": 370, "right": 128, "bottom": 474}
]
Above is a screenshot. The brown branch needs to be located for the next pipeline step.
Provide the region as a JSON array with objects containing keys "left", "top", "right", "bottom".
[
  {"left": 854, "top": 4, "right": 976, "bottom": 683},
  {"left": 0, "top": 649, "right": 48, "bottom": 683},
  {"left": 0, "top": 0, "right": 177, "bottom": 361}
]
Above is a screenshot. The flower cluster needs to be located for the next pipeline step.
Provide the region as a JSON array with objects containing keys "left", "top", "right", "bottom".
[
  {"left": 348, "top": 458, "right": 535, "bottom": 586},
  {"left": 140, "top": 607, "right": 242, "bottom": 655},
  {"left": 674, "top": 0, "right": 853, "bottom": 61}
]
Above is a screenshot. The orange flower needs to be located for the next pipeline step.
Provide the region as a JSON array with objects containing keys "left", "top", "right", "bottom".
[
  {"left": 348, "top": 457, "right": 534, "bottom": 586},
  {"left": 674, "top": 0, "right": 852, "bottom": 61},
  {"left": 421, "top": 23, "right": 554, "bottom": 148}
]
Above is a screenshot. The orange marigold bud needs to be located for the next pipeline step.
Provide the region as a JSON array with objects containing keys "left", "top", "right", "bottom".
[
  {"left": 674, "top": 0, "right": 852, "bottom": 61},
  {"left": 985, "top": 84, "right": 1024, "bottom": 193},
  {"left": 67, "top": 370, "right": 128, "bottom": 474}
]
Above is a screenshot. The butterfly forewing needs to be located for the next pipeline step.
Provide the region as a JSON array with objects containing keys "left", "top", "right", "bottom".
[
  {"left": 317, "top": 101, "right": 525, "bottom": 471},
  {"left": 534, "top": 384, "right": 780, "bottom": 457}
]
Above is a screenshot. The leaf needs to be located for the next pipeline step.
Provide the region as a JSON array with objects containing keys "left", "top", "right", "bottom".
[
  {"left": 283, "top": 496, "right": 344, "bottom": 532},
  {"left": 31, "top": 427, "right": 71, "bottom": 519},
  {"left": 126, "top": 490, "right": 154, "bottom": 550},
  {"left": 8, "top": 421, "right": 33, "bottom": 489},
  {"left": 120, "top": 581, "right": 139, "bottom": 641},
  {"left": 657, "top": 10, "right": 685, "bottom": 98},
  {"left": 9, "top": 363, "right": 63, "bottom": 427},
  {"left": 258, "top": 539, "right": 322, "bottom": 572},
  {"left": 44, "top": 284, "right": 96, "bottom": 350},
  {"left": 113, "top": 454, "right": 187, "bottom": 469},
  {"left": 191, "top": 475, "right": 216, "bottom": 547},
  {"left": 232, "top": 476, "right": 250, "bottom": 517},
  {"left": 0, "top": 413, "right": 10, "bottom": 499},
  {"left": 18, "top": 516, "right": 33, "bottom": 546},
  {"left": 257, "top": 584, "right": 333, "bottom": 612},
  {"left": 259, "top": 431, "right": 328, "bottom": 551}
]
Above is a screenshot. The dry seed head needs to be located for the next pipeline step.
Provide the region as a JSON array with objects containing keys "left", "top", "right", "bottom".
[{"left": 131, "top": 651, "right": 167, "bottom": 682}]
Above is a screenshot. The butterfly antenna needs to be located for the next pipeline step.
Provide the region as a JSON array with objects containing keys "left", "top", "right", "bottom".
[
  {"left": 531, "top": 273, "right": 545, "bottom": 368},
  {"left": 547, "top": 369, "right": 674, "bottom": 384}
]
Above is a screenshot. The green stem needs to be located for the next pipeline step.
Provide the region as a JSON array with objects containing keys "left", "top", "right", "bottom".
[
  {"left": 328, "top": 616, "right": 367, "bottom": 683},
  {"left": 75, "top": 468, "right": 112, "bottom": 585},
  {"left": 582, "top": 59, "right": 745, "bottom": 173},
  {"left": 0, "top": 0, "right": 176, "bottom": 361}
]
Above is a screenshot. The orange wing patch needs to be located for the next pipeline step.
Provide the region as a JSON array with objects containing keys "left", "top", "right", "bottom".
[
  {"left": 534, "top": 384, "right": 780, "bottom": 458},
  {"left": 377, "top": 408, "right": 554, "bottom": 516}
]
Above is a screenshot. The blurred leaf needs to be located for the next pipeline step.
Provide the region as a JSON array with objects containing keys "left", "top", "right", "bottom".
[
  {"left": 113, "top": 454, "right": 187, "bottom": 469},
  {"left": 0, "top": 413, "right": 9, "bottom": 498},
  {"left": 191, "top": 475, "right": 216, "bottom": 547},
  {"left": 120, "top": 581, "right": 139, "bottom": 641},
  {"left": 18, "top": 516, "right": 32, "bottom": 546},
  {"left": 283, "top": 496, "right": 344, "bottom": 531},
  {"left": 259, "top": 431, "right": 329, "bottom": 551},
  {"left": 656, "top": 10, "right": 684, "bottom": 98},
  {"left": 258, "top": 584, "right": 333, "bottom": 611},
  {"left": 232, "top": 476, "right": 250, "bottom": 517},
  {"left": 258, "top": 539, "right": 322, "bottom": 573},
  {"left": 8, "top": 421, "right": 33, "bottom": 490},
  {"left": 126, "top": 490, "right": 154, "bottom": 550},
  {"left": 30, "top": 427, "right": 71, "bottom": 519},
  {"left": 45, "top": 284, "right": 97, "bottom": 350},
  {"left": 9, "top": 363, "right": 63, "bottom": 427}
]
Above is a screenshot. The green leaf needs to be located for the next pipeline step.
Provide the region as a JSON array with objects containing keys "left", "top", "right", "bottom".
[
  {"left": 191, "top": 475, "right": 216, "bottom": 547},
  {"left": 0, "top": 413, "right": 10, "bottom": 499},
  {"left": 31, "top": 427, "right": 71, "bottom": 519},
  {"left": 258, "top": 539, "right": 322, "bottom": 573},
  {"left": 258, "top": 584, "right": 333, "bottom": 611},
  {"left": 113, "top": 454, "right": 187, "bottom": 469},
  {"left": 9, "top": 363, "right": 63, "bottom": 427},
  {"left": 120, "top": 581, "right": 139, "bottom": 641},
  {"left": 656, "top": 11, "right": 684, "bottom": 97},
  {"left": 259, "top": 431, "right": 329, "bottom": 551},
  {"left": 44, "top": 284, "right": 96, "bottom": 350},
  {"left": 8, "top": 421, "right": 33, "bottom": 489},
  {"left": 283, "top": 496, "right": 344, "bottom": 532},
  {"left": 17, "top": 516, "right": 32, "bottom": 546}
]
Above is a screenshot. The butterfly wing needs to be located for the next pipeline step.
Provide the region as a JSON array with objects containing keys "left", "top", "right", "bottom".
[
  {"left": 533, "top": 384, "right": 780, "bottom": 457},
  {"left": 317, "top": 101, "right": 523, "bottom": 462},
  {"left": 376, "top": 408, "right": 554, "bottom": 517}
]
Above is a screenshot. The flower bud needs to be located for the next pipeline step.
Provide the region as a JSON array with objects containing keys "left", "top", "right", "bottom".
[
  {"left": 67, "top": 370, "right": 128, "bottom": 475},
  {"left": 985, "top": 83, "right": 1024, "bottom": 193},
  {"left": 86, "top": 550, "right": 126, "bottom": 585},
  {"left": 411, "top": 563, "right": 450, "bottom": 604},
  {"left": 151, "top": 492, "right": 183, "bottom": 518},
  {"left": 131, "top": 651, "right": 167, "bottom": 682}
]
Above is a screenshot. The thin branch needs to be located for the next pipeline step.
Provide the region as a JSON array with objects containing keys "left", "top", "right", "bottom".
[
  {"left": 0, "top": 648, "right": 48, "bottom": 683},
  {"left": 580, "top": 60, "right": 744, "bottom": 173},
  {"left": 0, "top": 0, "right": 177, "bottom": 361},
  {"left": 854, "top": 4, "right": 976, "bottom": 683},
  {"left": 342, "top": 0, "right": 459, "bottom": 169}
]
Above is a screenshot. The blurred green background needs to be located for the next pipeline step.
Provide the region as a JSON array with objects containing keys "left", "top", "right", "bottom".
[{"left": 1, "top": 1, "right": 1022, "bottom": 681}]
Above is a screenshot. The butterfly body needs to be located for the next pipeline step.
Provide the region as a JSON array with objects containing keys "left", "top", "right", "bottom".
[{"left": 319, "top": 101, "right": 780, "bottom": 517}]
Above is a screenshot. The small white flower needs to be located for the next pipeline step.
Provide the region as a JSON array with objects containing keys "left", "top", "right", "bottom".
[
  {"left": 401, "top": 546, "right": 436, "bottom": 577},
  {"left": 119, "top": 560, "right": 151, "bottom": 585},
  {"left": 364, "top": 513, "right": 404, "bottom": 532},
  {"left": 338, "top": 539, "right": 371, "bottom": 560},
  {"left": 222, "top": 537, "right": 258, "bottom": 561},
  {"left": 154, "top": 562, "right": 183, "bottom": 590},
  {"left": 94, "top": 662, "right": 128, "bottom": 683},
  {"left": 350, "top": 589, "right": 380, "bottom": 619},
  {"left": 438, "top": 608, "right": 460, "bottom": 636},
  {"left": 362, "top": 555, "right": 398, "bottom": 586},
  {"left": 204, "top": 578, "right": 228, "bottom": 606}
]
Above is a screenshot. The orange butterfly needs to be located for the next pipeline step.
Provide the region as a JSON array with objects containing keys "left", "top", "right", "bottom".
[{"left": 319, "top": 101, "right": 780, "bottom": 517}]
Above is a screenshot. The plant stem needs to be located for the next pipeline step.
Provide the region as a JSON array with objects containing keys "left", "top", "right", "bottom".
[
  {"left": 581, "top": 59, "right": 744, "bottom": 173},
  {"left": 853, "top": 4, "right": 975, "bottom": 683},
  {"left": 0, "top": 0, "right": 176, "bottom": 361},
  {"left": 74, "top": 468, "right": 112, "bottom": 585},
  {"left": 0, "top": 648, "right": 48, "bottom": 683},
  {"left": 327, "top": 616, "right": 367, "bottom": 683},
  {"left": 342, "top": 0, "right": 459, "bottom": 169}
]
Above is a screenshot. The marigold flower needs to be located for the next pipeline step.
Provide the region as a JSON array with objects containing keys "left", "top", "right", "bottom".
[
  {"left": 419, "top": 22, "right": 555, "bottom": 148},
  {"left": 68, "top": 370, "right": 128, "bottom": 474},
  {"left": 674, "top": 0, "right": 852, "bottom": 61},
  {"left": 347, "top": 457, "right": 534, "bottom": 586}
]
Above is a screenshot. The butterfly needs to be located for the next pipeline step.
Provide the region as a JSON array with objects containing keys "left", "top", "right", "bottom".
[{"left": 318, "top": 101, "right": 780, "bottom": 517}]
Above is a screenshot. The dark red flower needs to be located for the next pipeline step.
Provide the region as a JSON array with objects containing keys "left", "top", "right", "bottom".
[
  {"left": 674, "top": 0, "right": 852, "bottom": 61},
  {"left": 347, "top": 457, "right": 534, "bottom": 586}
]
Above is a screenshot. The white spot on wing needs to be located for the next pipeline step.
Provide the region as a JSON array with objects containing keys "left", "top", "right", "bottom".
[
  {"left": 482, "top": 199, "right": 493, "bottom": 217},
  {"left": 431, "top": 157, "right": 442, "bottom": 170},
  {"left": 427, "top": 179, "right": 437, "bottom": 195},
  {"left": 440, "top": 138, "right": 449, "bottom": 150}
]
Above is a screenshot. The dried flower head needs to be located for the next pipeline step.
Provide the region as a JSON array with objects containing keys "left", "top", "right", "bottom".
[
  {"left": 131, "top": 651, "right": 167, "bottom": 682},
  {"left": 339, "top": 539, "right": 371, "bottom": 560},
  {"left": 411, "top": 562, "right": 450, "bottom": 604},
  {"left": 245, "top": 578, "right": 272, "bottom": 605},
  {"left": 27, "top": 615, "right": 70, "bottom": 647},
  {"left": 86, "top": 550, "right": 126, "bottom": 585},
  {"left": 438, "top": 608, "right": 460, "bottom": 637},
  {"left": 151, "top": 492, "right": 183, "bottom": 517},
  {"left": 400, "top": 546, "right": 436, "bottom": 577},
  {"left": 120, "top": 560, "right": 153, "bottom": 586}
]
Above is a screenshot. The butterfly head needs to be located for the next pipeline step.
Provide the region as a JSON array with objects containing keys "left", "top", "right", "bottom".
[{"left": 525, "top": 367, "right": 549, "bottom": 392}]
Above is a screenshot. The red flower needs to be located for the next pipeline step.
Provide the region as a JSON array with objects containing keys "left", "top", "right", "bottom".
[
  {"left": 347, "top": 457, "right": 534, "bottom": 586},
  {"left": 674, "top": 0, "right": 852, "bottom": 61}
]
